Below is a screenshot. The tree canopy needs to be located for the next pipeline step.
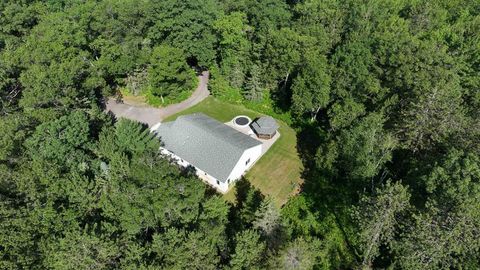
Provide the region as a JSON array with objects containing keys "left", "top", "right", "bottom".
[{"left": 1, "top": 0, "right": 479, "bottom": 269}]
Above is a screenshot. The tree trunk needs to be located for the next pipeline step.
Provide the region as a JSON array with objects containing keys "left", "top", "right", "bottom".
[
  {"left": 283, "top": 72, "right": 290, "bottom": 89},
  {"left": 310, "top": 106, "right": 321, "bottom": 122}
]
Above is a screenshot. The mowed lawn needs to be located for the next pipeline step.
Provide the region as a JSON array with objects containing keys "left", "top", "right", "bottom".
[{"left": 164, "top": 97, "right": 303, "bottom": 206}]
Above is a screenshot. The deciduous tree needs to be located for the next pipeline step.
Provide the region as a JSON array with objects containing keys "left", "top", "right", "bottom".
[
  {"left": 147, "top": 45, "right": 196, "bottom": 101},
  {"left": 291, "top": 52, "right": 331, "bottom": 121}
]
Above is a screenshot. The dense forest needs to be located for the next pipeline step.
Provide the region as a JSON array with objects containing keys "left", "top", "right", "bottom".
[{"left": 1, "top": 0, "right": 479, "bottom": 269}]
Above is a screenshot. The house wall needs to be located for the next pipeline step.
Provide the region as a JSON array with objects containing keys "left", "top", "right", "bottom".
[
  {"left": 160, "top": 144, "right": 262, "bottom": 194},
  {"left": 194, "top": 167, "right": 229, "bottom": 193},
  {"left": 226, "top": 144, "right": 262, "bottom": 185},
  {"left": 159, "top": 148, "right": 228, "bottom": 193}
]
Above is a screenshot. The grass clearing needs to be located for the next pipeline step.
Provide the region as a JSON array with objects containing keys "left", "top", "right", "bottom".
[
  {"left": 120, "top": 92, "right": 148, "bottom": 106},
  {"left": 164, "top": 97, "right": 303, "bottom": 206}
]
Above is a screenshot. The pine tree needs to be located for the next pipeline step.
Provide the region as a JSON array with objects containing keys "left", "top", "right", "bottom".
[
  {"left": 253, "top": 198, "right": 284, "bottom": 249},
  {"left": 243, "top": 64, "right": 264, "bottom": 101},
  {"left": 352, "top": 181, "right": 410, "bottom": 269}
]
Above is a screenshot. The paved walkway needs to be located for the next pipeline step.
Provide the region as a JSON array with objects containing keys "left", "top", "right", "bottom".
[
  {"left": 225, "top": 120, "right": 280, "bottom": 155},
  {"left": 106, "top": 71, "right": 210, "bottom": 127}
]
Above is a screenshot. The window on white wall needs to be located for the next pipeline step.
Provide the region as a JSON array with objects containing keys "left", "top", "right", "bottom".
[
  {"left": 216, "top": 180, "right": 220, "bottom": 185},
  {"left": 245, "top": 158, "right": 251, "bottom": 166}
]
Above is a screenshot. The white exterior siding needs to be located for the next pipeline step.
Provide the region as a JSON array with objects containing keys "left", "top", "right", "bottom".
[
  {"left": 160, "top": 144, "right": 262, "bottom": 193},
  {"left": 226, "top": 144, "right": 262, "bottom": 184},
  {"left": 194, "top": 167, "right": 228, "bottom": 192}
]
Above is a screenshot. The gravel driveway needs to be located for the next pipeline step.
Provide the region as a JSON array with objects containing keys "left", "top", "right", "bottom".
[{"left": 106, "top": 71, "right": 210, "bottom": 127}]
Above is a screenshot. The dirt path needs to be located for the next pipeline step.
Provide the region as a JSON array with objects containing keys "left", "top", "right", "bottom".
[{"left": 106, "top": 71, "right": 209, "bottom": 127}]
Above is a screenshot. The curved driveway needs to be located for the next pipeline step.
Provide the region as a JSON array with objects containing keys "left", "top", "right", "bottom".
[{"left": 106, "top": 71, "right": 209, "bottom": 127}]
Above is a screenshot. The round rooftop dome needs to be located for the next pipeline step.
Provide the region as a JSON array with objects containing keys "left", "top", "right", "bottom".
[{"left": 233, "top": 115, "right": 251, "bottom": 127}]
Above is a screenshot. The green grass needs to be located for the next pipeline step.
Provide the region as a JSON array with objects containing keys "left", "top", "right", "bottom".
[
  {"left": 164, "top": 97, "right": 303, "bottom": 206},
  {"left": 145, "top": 88, "right": 194, "bottom": 107}
]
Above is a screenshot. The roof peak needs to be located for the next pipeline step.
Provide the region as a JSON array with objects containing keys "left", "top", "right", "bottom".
[{"left": 176, "top": 113, "right": 249, "bottom": 151}]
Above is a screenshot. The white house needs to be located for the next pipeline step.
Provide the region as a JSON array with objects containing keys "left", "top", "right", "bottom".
[{"left": 152, "top": 113, "right": 262, "bottom": 193}]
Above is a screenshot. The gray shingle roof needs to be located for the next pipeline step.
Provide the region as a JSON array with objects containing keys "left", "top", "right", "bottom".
[
  {"left": 153, "top": 113, "right": 262, "bottom": 182},
  {"left": 251, "top": 116, "right": 279, "bottom": 135}
]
